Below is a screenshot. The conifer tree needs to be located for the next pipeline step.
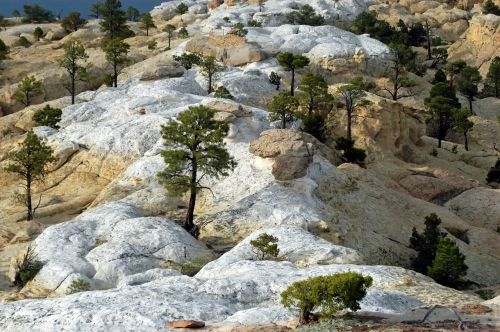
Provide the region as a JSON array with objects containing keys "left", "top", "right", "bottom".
[
  {"left": 277, "top": 52, "right": 309, "bottom": 96},
  {"left": 267, "top": 92, "right": 299, "bottom": 129},
  {"left": 157, "top": 106, "right": 236, "bottom": 236},
  {"left": 89, "top": 1, "right": 105, "bottom": 19},
  {"left": 163, "top": 24, "right": 176, "bottom": 49},
  {"left": 14, "top": 76, "right": 43, "bottom": 107},
  {"left": 452, "top": 108, "right": 474, "bottom": 151},
  {"left": 103, "top": 38, "right": 129, "bottom": 87},
  {"left": 58, "top": 39, "right": 89, "bottom": 104},
  {"left": 126, "top": 6, "right": 140, "bottom": 21},
  {"left": 4, "top": 131, "right": 56, "bottom": 221},
  {"left": 409, "top": 213, "right": 446, "bottom": 274},
  {"left": 297, "top": 72, "right": 334, "bottom": 115},
  {"left": 199, "top": 56, "right": 224, "bottom": 94},
  {"left": 140, "top": 13, "right": 155, "bottom": 36},
  {"left": 33, "top": 27, "right": 44, "bottom": 41},
  {"left": 100, "top": 0, "right": 133, "bottom": 40},
  {"left": 61, "top": 12, "right": 87, "bottom": 32},
  {"left": 336, "top": 79, "right": 367, "bottom": 140},
  {"left": 486, "top": 56, "right": 500, "bottom": 98},
  {"left": 427, "top": 237, "right": 468, "bottom": 287},
  {"left": 456, "top": 66, "right": 482, "bottom": 114}
]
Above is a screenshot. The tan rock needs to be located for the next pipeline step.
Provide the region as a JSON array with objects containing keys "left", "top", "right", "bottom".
[
  {"left": 272, "top": 155, "right": 312, "bottom": 181},
  {"left": 214, "top": 111, "right": 236, "bottom": 123},
  {"left": 185, "top": 35, "right": 264, "bottom": 66},
  {"left": 205, "top": 100, "right": 252, "bottom": 117}
]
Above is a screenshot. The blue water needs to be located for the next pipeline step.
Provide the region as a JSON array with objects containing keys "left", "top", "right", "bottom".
[{"left": 0, "top": 1, "right": 165, "bottom": 18}]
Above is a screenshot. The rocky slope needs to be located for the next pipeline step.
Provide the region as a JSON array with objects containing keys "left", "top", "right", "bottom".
[{"left": 0, "top": 0, "right": 499, "bottom": 330}]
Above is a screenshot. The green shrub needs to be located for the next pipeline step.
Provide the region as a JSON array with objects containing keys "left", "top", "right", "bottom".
[
  {"left": 247, "top": 19, "right": 262, "bottom": 27},
  {"left": 231, "top": 22, "right": 248, "bottom": 37},
  {"left": 268, "top": 71, "right": 281, "bottom": 90},
  {"left": 250, "top": 233, "right": 280, "bottom": 260},
  {"left": 301, "top": 112, "right": 325, "bottom": 142},
  {"left": 335, "top": 137, "right": 366, "bottom": 167},
  {"left": 32, "top": 105, "right": 62, "bottom": 129},
  {"left": 475, "top": 289, "right": 495, "bottom": 300},
  {"left": 173, "top": 52, "right": 201, "bottom": 70},
  {"left": 33, "top": 27, "right": 44, "bottom": 41},
  {"left": 176, "top": 3, "right": 189, "bottom": 15},
  {"left": 483, "top": 0, "right": 500, "bottom": 15},
  {"left": 486, "top": 159, "right": 500, "bottom": 183},
  {"left": 427, "top": 237, "right": 468, "bottom": 287},
  {"left": 67, "top": 278, "right": 92, "bottom": 294},
  {"left": 213, "top": 86, "right": 233, "bottom": 99},
  {"left": 177, "top": 27, "right": 189, "bottom": 39},
  {"left": 103, "top": 74, "right": 114, "bottom": 87},
  {"left": 147, "top": 40, "right": 157, "bottom": 50},
  {"left": 286, "top": 5, "right": 324, "bottom": 26},
  {"left": 281, "top": 272, "right": 373, "bottom": 325},
  {"left": 409, "top": 213, "right": 446, "bottom": 274},
  {"left": 180, "top": 256, "right": 212, "bottom": 276},
  {"left": 14, "top": 246, "right": 43, "bottom": 288},
  {"left": 14, "top": 36, "right": 32, "bottom": 48}
]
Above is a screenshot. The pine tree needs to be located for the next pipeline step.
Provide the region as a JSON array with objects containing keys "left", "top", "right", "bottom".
[
  {"left": 277, "top": 52, "right": 309, "bottom": 96},
  {"left": 269, "top": 72, "right": 281, "bottom": 91},
  {"left": 157, "top": 106, "right": 236, "bottom": 236},
  {"left": 427, "top": 237, "right": 468, "bottom": 287},
  {"left": 14, "top": 76, "right": 43, "bottom": 107},
  {"left": 126, "top": 6, "right": 140, "bottom": 21},
  {"left": 452, "top": 108, "right": 474, "bottom": 151},
  {"left": 336, "top": 79, "right": 367, "bottom": 140},
  {"left": 176, "top": 3, "right": 189, "bottom": 15},
  {"left": 58, "top": 39, "right": 89, "bottom": 104},
  {"left": 297, "top": 72, "right": 334, "bottom": 115},
  {"left": 199, "top": 56, "right": 224, "bottom": 94},
  {"left": 267, "top": 92, "right": 299, "bottom": 129},
  {"left": 424, "top": 82, "right": 461, "bottom": 148},
  {"left": 483, "top": 0, "right": 500, "bottom": 15},
  {"left": 456, "top": 66, "right": 482, "bottom": 114},
  {"left": 432, "top": 69, "right": 447, "bottom": 84},
  {"left": 33, "top": 27, "right": 44, "bottom": 41},
  {"left": 409, "top": 213, "right": 446, "bottom": 274},
  {"left": 0, "top": 38, "right": 9, "bottom": 62},
  {"left": 100, "top": 0, "right": 133, "bottom": 40},
  {"left": 163, "top": 24, "right": 176, "bottom": 49},
  {"left": 381, "top": 44, "right": 416, "bottom": 100},
  {"left": 140, "top": 13, "right": 155, "bottom": 36},
  {"left": 4, "top": 131, "right": 56, "bottom": 221},
  {"left": 89, "top": 1, "right": 105, "bottom": 19},
  {"left": 102, "top": 38, "right": 129, "bottom": 87},
  {"left": 61, "top": 12, "right": 87, "bottom": 32}
]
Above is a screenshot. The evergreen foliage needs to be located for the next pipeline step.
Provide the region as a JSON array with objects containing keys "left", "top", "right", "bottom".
[
  {"left": 90, "top": 1, "right": 105, "bottom": 19},
  {"left": 67, "top": 278, "right": 92, "bottom": 294},
  {"left": 163, "top": 24, "right": 176, "bottom": 49},
  {"left": 267, "top": 92, "right": 299, "bottom": 129},
  {"left": 4, "top": 131, "right": 56, "bottom": 221},
  {"left": 214, "top": 86, "right": 233, "bottom": 99},
  {"left": 126, "top": 6, "right": 141, "bottom": 21},
  {"left": 231, "top": 22, "right": 248, "bottom": 37},
  {"left": 176, "top": 3, "right": 189, "bottom": 15},
  {"left": 177, "top": 27, "right": 189, "bottom": 39},
  {"left": 22, "top": 4, "right": 55, "bottom": 23},
  {"left": 140, "top": 13, "right": 156, "bottom": 36},
  {"left": 281, "top": 272, "right": 372, "bottom": 325},
  {"left": 103, "top": 38, "right": 130, "bottom": 88},
  {"left": 58, "top": 39, "right": 89, "bottom": 104},
  {"left": 33, "top": 105, "right": 62, "bottom": 129},
  {"left": 485, "top": 56, "right": 500, "bottom": 98},
  {"left": 276, "top": 52, "right": 309, "bottom": 96},
  {"left": 14, "top": 36, "right": 31, "bottom": 48},
  {"left": 157, "top": 106, "right": 236, "bottom": 236},
  {"left": 14, "top": 76, "right": 42, "bottom": 106},
  {"left": 100, "top": 0, "right": 134, "bottom": 40},
  {"left": 33, "top": 27, "right": 44, "bottom": 41},
  {"left": 268, "top": 72, "right": 281, "bottom": 91},
  {"left": 61, "top": 12, "right": 87, "bottom": 32},
  {"left": 452, "top": 108, "right": 473, "bottom": 151},
  {"left": 199, "top": 56, "right": 224, "bottom": 94},
  {"left": 297, "top": 72, "right": 334, "bottom": 115},
  {"left": 427, "top": 237, "right": 468, "bottom": 287},
  {"left": 173, "top": 52, "right": 201, "bottom": 69},
  {"left": 13, "top": 246, "right": 43, "bottom": 288},
  {"left": 250, "top": 233, "right": 280, "bottom": 260},
  {"left": 486, "top": 159, "right": 500, "bottom": 184},
  {"left": 456, "top": 66, "right": 482, "bottom": 114},
  {"left": 286, "top": 5, "right": 325, "bottom": 26},
  {"left": 409, "top": 213, "right": 447, "bottom": 274},
  {"left": 336, "top": 79, "right": 368, "bottom": 140},
  {"left": 335, "top": 137, "right": 366, "bottom": 166},
  {"left": 483, "top": 0, "right": 500, "bottom": 15},
  {"left": 432, "top": 69, "right": 447, "bottom": 84},
  {"left": 0, "top": 38, "right": 9, "bottom": 61}
]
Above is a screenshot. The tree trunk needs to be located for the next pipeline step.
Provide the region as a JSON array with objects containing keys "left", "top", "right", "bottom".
[
  {"left": 347, "top": 108, "right": 352, "bottom": 140},
  {"left": 146, "top": 27, "right": 149, "bottom": 36},
  {"left": 208, "top": 73, "right": 212, "bottom": 94},
  {"left": 26, "top": 173, "right": 33, "bottom": 221},
  {"left": 184, "top": 158, "right": 198, "bottom": 234},
  {"left": 464, "top": 133, "right": 468, "bottom": 151},
  {"left": 275, "top": 83, "right": 279, "bottom": 91},
  {"left": 427, "top": 38, "right": 431, "bottom": 60},
  {"left": 290, "top": 68, "right": 295, "bottom": 96},
  {"left": 168, "top": 35, "right": 171, "bottom": 49},
  {"left": 468, "top": 98, "right": 473, "bottom": 115},
  {"left": 114, "top": 62, "right": 118, "bottom": 88},
  {"left": 71, "top": 73, "right": 75, "bottom": 104},
  {"left": 282, "top": 111, "right": 286, "bottom": 129},
  {"left": 298, "top": 302, "right": 313, "bottom": 325},
  {"left": 495, "top": 82, "right": 498, "bottom": 98}
]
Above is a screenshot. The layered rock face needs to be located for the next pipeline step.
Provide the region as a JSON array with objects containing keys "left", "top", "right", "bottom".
[{"left": 448, "top": 14, "right": 500, "bottom": 75}]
